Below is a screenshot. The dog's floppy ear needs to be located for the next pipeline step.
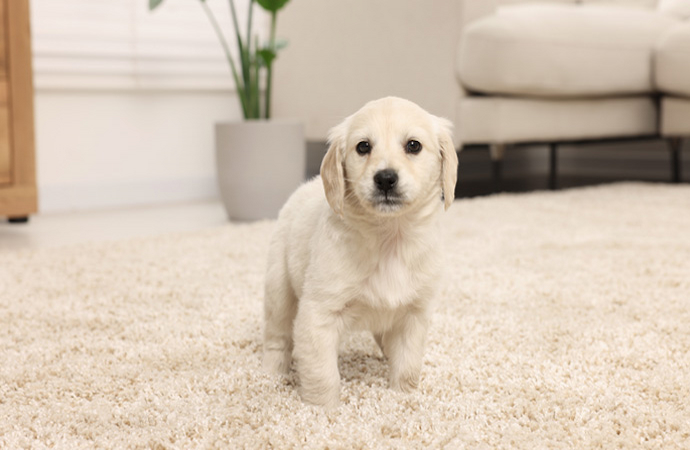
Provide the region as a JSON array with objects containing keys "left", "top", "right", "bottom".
[
  {"left": 321, "top": 121, "right": 347, "bottom": 216},
  {"left": 436, "top": 117, "right": 459, "bottom": 211}
]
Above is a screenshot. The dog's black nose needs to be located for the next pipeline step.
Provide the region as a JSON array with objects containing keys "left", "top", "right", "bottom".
[{"left": 374, "top": 169, "right": 398, "bottom": 193}]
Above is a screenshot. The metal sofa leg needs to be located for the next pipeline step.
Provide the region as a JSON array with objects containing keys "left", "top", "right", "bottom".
[
  {"left": 489, "top": 143, "right": 507, "bottom": 193},
  {"left": 668, "top": 138, "right": 682, "bottom": 183},
  {"left": 549, "top": 143, "right": 558, "bottom": 190}
]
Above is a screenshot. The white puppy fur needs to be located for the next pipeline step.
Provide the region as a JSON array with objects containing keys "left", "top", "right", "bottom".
[{"left": 262, "top": 97, "right": 459, "bottom": 407}]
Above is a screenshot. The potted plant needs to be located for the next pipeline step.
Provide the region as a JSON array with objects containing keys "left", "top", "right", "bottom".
[{"left": 149, "top": 0, "right": 305, "bottom": 221}]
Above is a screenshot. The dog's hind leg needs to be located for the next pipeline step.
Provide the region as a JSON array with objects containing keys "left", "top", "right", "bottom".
[
  {"left": 262, "top": 250, "right": 298, "bottom": 375},
  {"left": 374, "top": 333, "right": 387, "bottom": 358}
]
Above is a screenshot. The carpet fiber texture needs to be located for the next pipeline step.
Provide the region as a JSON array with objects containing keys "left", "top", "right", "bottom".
[{"left": 1, "top": 183, "right": 689, "bottom": 449}]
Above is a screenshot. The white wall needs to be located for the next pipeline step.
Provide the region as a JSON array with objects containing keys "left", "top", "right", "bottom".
[
  {"left": 30, "top": 0, "right": 249, "bottom": 213},
  {"left": 33, "top": 1, "right": 465, "bottom": 212},
  {"left": 273, "top": 0, "right": 464, "bottom": 140},
  {"left": 35, "top": 90, "right": 241, "bottom": 213}
]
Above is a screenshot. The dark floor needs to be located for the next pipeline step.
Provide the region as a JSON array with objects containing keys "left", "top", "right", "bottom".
[{"left": 306, "top": 138, "right": 688, "bottom": 198}]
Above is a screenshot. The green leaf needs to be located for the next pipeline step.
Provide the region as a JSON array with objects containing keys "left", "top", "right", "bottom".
[
  {"left": 149, "top": 0, "right": 165, "bottom": 10},
  {"left": 257, "top": 48, "right": 277, "bottom": 67},
  {"left": 256, "top": 0, "right": 290, "bottom": 13}
]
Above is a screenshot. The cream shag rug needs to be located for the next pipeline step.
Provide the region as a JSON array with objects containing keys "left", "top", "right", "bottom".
[{"left": 1, "top": 182, "right": 689, "bottom": 449}]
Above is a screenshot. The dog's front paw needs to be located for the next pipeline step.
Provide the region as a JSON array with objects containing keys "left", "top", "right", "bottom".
[
  {"left": 262, "top": 349, "right": 292, "bottom": 375},
  {"left": 299, "top": 383, "right": 340, "bottom": 409},
  {"left": 390, "top": 372, "right": 420, "bottom": 393}
]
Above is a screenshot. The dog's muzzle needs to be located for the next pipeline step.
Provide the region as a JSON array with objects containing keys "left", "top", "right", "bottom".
[
  {"left": 374, "top": 169, "right": 398, "bottom": 194},
  {"left": 372, "top": 169, "right": 403, "bottom": 209}
]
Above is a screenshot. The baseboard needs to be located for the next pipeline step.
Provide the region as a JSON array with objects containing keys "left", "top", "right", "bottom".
[{"left": 38, "top": 177, "right": 219, "bottom": 213}]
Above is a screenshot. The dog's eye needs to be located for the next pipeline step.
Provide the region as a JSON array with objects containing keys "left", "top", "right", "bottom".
[
  {"left": 406, "top": 140, "right": 422, "bottom": 154},
  {"left": 356, "top": 141, "right": 371, "bottom": 155}
]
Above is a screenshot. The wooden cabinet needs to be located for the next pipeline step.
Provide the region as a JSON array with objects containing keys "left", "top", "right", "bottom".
[
  {"left": 0, "top": 0, "right": 36, "bottom": 221},
  {"left": 0, "top": 0, "right": 11, "bottom": 187}
]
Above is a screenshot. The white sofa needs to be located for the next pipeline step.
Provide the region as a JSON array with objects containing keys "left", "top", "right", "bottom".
[{"left": 455, "top": 0, "right": 690, "bottom": 187}]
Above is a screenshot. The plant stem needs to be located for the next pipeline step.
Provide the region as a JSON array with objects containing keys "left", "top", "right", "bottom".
[
  {"left": 228, "top": 0, "right": 255, "bottom": 118},
  {"left": 265, "top": 10, "right": 277, "bottom": 119},
  {"left": 246, "top": 0, "right": 254, "bottom": 60},
  {"left": 246, "top": 0, "right": 256, "bottom": 118},
  {"left": 253, "top": 36, "right": 261, "bottom": 118},
  {"left": 201, "top": 0, "right": 248, "bottom": 118}
]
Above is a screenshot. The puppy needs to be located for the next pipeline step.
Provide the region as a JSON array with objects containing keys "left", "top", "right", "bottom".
[{"left": 262, "top": 97, "right": 458, "bottom": 407}]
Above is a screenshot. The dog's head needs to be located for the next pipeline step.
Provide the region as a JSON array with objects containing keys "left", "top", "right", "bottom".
[{"left": 321, "top": 97, "right": 458, "bottom": 217}]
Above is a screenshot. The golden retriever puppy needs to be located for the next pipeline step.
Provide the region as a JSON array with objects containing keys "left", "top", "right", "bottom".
[{"left": 262, "top": 97, "right": 458, "bottom": 407}]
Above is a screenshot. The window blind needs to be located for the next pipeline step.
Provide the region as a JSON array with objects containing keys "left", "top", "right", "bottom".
[{"left": 31, "top": 0, "right": 266, "bottom": 90}]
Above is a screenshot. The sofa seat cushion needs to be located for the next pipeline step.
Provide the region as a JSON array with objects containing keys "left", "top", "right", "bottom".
[
  {"left": 661, "top": 97, "right": 690, "bottom": 135},
  {"left": 582, "top": 0, "right": 659, "bottom": 8},
  {"left": 457, "top": 5, "right": 677, "bottom": 97},
  {"left": 656, "top": 24, "right": 690, "bottom": 96},
  {"left": 455, "top": 96, "right": 657, "bottom": 144}
]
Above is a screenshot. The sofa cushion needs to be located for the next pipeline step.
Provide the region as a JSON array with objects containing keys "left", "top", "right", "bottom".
[
  {"left": 461, "top": 0, "right": 578, "bottom": 28},
  {"left": 656, "top": 24, "right": 690, "bottom": 96},
  {"left": 582, "top": 0, "right": 658, "bottom": 8},
  {"left": 658, "top": 0, "right": 690, "bottom": 18},
  {"left": 661, "top": 97, "right": 690, "bottom": 135},
  {"left": 456, "top": 5, "right": 678, "bottom": 97},
  {"left": 455, "top": 96, "right": 657, "bottom": 144}
]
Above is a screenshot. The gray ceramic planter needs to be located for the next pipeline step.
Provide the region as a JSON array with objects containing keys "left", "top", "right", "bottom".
[{"left": 215, "top": 120, "right": 305, "bottom": 221}]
